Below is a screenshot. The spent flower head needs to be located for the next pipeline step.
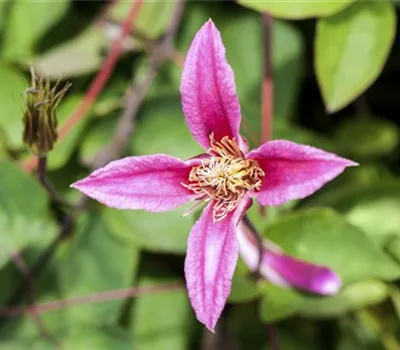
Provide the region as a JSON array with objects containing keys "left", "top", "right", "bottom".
[
  {"left": 72, "top": 20, "right": 357, "bottom": 331},
  {"left": 23, "top": 68, "right": 71, "bottom": 156}
]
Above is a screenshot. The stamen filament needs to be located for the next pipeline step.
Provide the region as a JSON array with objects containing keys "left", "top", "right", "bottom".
[{"left": 182, "top": 135, "right": 265, "bottom": 222}]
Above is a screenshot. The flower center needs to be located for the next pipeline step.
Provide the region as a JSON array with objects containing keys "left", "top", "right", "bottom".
[{"left": 182, "top": 135, "right": 265, "bottom": 222}]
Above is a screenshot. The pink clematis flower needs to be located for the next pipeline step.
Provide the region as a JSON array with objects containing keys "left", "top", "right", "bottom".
[{"left": 72, "top": 20, "right": 357, "bottom": 331}]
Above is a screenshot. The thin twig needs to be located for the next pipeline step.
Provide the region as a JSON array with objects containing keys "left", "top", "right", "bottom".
[
  {"left": 37, "top": 156, "right": 58, "bottom": 200},
  {"left": 21, "top": 0, "right": 145, "bottom": 173},
  {"left": 9, "top": 251, "right": 59, "bottom": 345},
  {"left": 0, "top": 282, "right": 183, "bottom": 318},
  {"left": 37, "top": 156, "right": 75, "bottom": 208}
]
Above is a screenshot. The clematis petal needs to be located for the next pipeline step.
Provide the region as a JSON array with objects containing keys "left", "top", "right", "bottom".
[
  {"left": 180, "top": 19, "right": 247, "bottom": 151},
  {"left": 185, "top": 198, "right": 251, "bottom": 331},
  {"left": 71, "top": 154, "right": 200, "bottom": 212},
  {"left": 264, "top": 250, "right": 341, "bottom": 295},
  {"left": 247, "top": 140, "right": 357, "bottom": 206},
  {"left": 237, "top": 222, "right": 341, "bottom": 295}
]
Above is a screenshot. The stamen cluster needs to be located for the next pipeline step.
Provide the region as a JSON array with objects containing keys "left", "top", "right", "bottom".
[{"left": 182, "top": 135, "right": 264, "bottom": 221}]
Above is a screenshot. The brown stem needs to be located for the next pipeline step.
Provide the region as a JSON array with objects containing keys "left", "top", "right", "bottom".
[
  {"left": 259, "top": 13, "right": 273, "bottom": 217},
  {"left": 261, "top": 13, "right": 273, "bottom": 145},
  {"left": 0, "top": 282, "right": 183, "bottom": 317},
  {"left": 37, "top": 156, "right": 57, "bottom": 199},
  {"left": 37, "top": 156, "right": 75, "bottom": 208}
]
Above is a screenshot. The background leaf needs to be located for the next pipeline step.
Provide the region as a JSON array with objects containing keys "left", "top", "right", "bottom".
[
  {"left": 333, "top": 117, "right": 399, "bottom": 159},
  {"left": 46, "top": 94, "right": 92, "bottom": 170},
  {"left": 0, "top": 161, "right": 57, "bottom": 270},
  {"left": 131, "top": 259, "right": 192, "bottom": 350},
  {"left": 238, "top": 0, "right": 354, "bottom": 19},
  {"left": 315, "top": 0, "right": 396, "bottom": 112},
  {"left": 109, "top": 1, "right": 175, "bottom": 39},
  {"left": 0, "top": 65, "right": 27, "bottom": 150},
  {"left": 33, "top": 27, "right": 106, "bottom": 79},
  {"left": 2, "top": 0, "right": 69, "bottom": 61},
  {"left": 103, "top": 205, "right": 194, "bottom": 254},
  {"left": 56, "top": 213, "right": 139, "bottom": 325}
]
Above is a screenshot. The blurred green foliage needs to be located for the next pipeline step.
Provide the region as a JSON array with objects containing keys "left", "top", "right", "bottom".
[{"left": 0, "top": 0, "right": 399, "bottom": 349}]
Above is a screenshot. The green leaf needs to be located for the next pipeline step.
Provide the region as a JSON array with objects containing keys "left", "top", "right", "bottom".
[
  {"left": 334, "top": 118, "right": 399, "bottom": 159},
  {"left": 315, "top": 0, "right": 396, "bottom": 112},
  {"left": 0, "top": 326, "right": 133, "bottom": 350},
  {"left": 238, "top": 0, "right": 354, "bottom": 19},
  {"left": 110, "top": 1, "right": 175, "bottom": 39},
  {"left": 0, "top": 65, "right": 27, "bottom": 149},
  {"left": 305, "top": 180, "right": 400, "bottom": 245},
  {"left": 261, "top": 280, "right": 390, "bottom": 322},
  {"left": 52, "top": 326, "right": 133, "bottom": 350},
  {"left": 103, "top": 204, "right": 194, "bottom": 254},
  {"left": 300, "top": 280, "right": 389, "bottom": 318},
  {"left": 347, "top": 198, "right": 400, "bottom": 246},
  {"left": 386, "top": 236, "right": 400, "bottom": 264},
  {"left": 46, "top": 94, "right": 92, "bottom": 170},
  {"left": 79, "top": 117, "right": 118, "bottom": 166},
  {"left": 0, "top": 1, "right": 8, "bottom": 32},
  {"left": 2, "top": 0, "right": 69, "bottom": 60},
  {"left": 260, "top": 283, "right": 304, "bottom": 322},
  {"left": 389, "top": 286, "right": 400, "bottom": 321},
  {"left": 57, "top": 213, "right": 139, "bottom": 324},
  {"left": 131, "top": 261, "right": 192, "bottom": 350},
  {"left": 0, "top": 160, "right": 57, "bottom": 270},
  {"left": 33, "top": 27, "right": 105, "bottom": 79},
  {"left": 229, "top": 259, "right": 261, "bottom": 303},
  {"left": 131, "top": 95, "right": 202, "bottom": 160}
]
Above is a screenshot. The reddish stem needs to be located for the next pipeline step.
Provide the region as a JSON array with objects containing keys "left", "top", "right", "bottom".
[
  {"left": 261, "top": 13, "right": 273, "bottom": 145},
  {"left": 21, "top": 0, "right": 144, "bottom": 173},
  {"left": 259, "top": 13, "right": 273, "bottom": 217},
  {"left": 0, "top": 282, "right": 183, "bottom": 317}
]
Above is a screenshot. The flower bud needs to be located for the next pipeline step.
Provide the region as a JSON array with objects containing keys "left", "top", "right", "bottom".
[{"left": 23, "top": 68, "right": 71, "bottom": 156}]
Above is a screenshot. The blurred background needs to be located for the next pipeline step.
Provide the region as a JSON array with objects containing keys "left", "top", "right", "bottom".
[{"left": 0, "top": 0, "right": 400, "bottom": 349}]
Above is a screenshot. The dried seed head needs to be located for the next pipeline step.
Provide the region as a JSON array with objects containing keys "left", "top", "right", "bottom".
[
  {"left": 182, "top": 134, "right": 265, "bottom": 222},
  {"left": 23, "top": 68, "right": 71, "bottom": 156}
]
